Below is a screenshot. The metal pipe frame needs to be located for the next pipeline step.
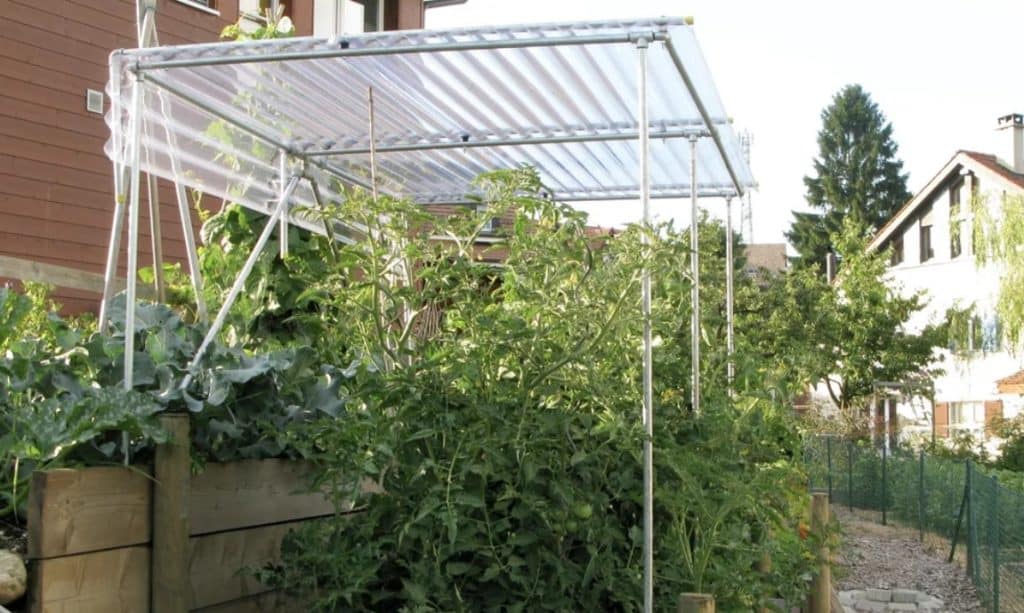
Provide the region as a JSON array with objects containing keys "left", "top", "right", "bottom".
[
  {"left": 636, "top": 36, "right": 655, "bottom": 613},
  {"left": 304, "top": 127, "right": 713, "bottom": 157},
  {"left": 725, "top": 196, "right": 735, "bottom": 386},
  {"left": 124, "top": 76, "right": 145, "bottom": 392},
  {"left": 278, "top": 149, "right": 289, "bottom": 258},
  {"left": 664, "top": 42, "right": 748, "bottom": 197},
  {"left": 132, "top": 31, "right": 671, "bottom": 72},
  {"left": 182, "top": 174, "right": 301, "bottom": 388},
  {"left": 689, "top": 135, "right": 701, "bottom": 415},
  {"left": 142, "top": 71, "right": 377, "bottom": 196}
]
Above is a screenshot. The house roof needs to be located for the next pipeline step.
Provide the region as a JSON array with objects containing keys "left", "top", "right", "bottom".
[
  {"left": 996, "top": 369, "right": 1024, "bottom": 394},
  {"left": 106, "top": 18, "right": 754, "bottom": 242},
  {"left": 743, "top": 243, "right": 787, "bottom": 273},
  {"left": 867, "top": 149, "right": 1024, "bottom": 252}
]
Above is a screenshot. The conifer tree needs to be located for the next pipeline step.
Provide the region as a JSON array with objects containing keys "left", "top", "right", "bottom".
[{"left": 787, "top": 85, "right": 911, "bottom": 272}]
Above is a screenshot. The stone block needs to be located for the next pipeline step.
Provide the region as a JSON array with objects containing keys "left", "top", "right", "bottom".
[
  {"left": 886, "top": 604, "right": 916, "bottom": 612},
  {"left": 854, "top": 601, "right": 888, "bottom": 612},
  {"left": 891, "top": 589, "right": 919, "bottom": 604},
  {"left": 866, "top": 588, "right": 892, "bottom": 603}
]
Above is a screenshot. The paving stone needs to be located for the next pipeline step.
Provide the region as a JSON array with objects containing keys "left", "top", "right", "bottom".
[
  {"left": 887, "top": 604, "right": 917, "bottom": 612},
  {"left": 891, "top": 589, "right": 919, "bottom": 604},
  {"left": 866, "top": 588, "right": 892, "bottom": 603}
]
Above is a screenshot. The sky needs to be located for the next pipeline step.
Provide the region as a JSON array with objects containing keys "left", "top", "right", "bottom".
[{"left": 425, "top": 0, "right": 1024, "bottom": 247}]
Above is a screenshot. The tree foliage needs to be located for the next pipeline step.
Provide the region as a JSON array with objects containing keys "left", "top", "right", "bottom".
[
  {"left": 973, "top": 192, "right": 1024, "bottom": 347},
  {"left": 788, "top": 84, "right": 911, "bottom": 272}
]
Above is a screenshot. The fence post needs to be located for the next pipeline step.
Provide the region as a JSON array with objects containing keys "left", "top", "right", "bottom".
[
  {"left": 965, "top": 459, "right": 974, "bottom": 578},
  {"left": 807, "top": 492, "right": 831, "bottom": 613},
  {"left": 847, "top": 442, "right": 853, "bottom": 512},
  {"left": 826, "top": 436, "right": 833, "bottom": 502},
  {"left": 881, "top": 443, "right": 887, "bottom": 526},
  {"left": 153, "top": 413, "right": 191, "bottom": 613},
  {"left": 677, "top": 593, "right": 714, "bottom": 613},
  {"left": 990, "top": 475, "right": 999, "bottom": 613},
  {"left": 918, "top": 450, "right": 925, "bottom": 542}
]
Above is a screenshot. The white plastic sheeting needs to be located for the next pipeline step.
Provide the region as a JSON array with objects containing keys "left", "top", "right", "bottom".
[{"left": 106, "top": 18, "right": 754, "bottom": 222}]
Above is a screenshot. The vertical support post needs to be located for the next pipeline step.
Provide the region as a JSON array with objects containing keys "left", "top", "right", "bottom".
[
  {"left": 847, "top": 441, "right": 853, "bottom": 511},
  {"left": 689, "top": 134, "right": 701, "bottom": 414},
  {"left": 636, "top": 36, "right": 655, "bottom": 613},
  {"left": 918, "top": 449, "right": 925, "bottom": 542},
  {"left": 808, "top": 492, "right": 831, "bottom": 613},
  {"left": 677, "top": 593, "right": 714, "bottom": 613},
  {"left": 278, "top": 150, "right": 289, "bottom": 259},
  {"left": 124, "top": 76, "right": 145, "bottom": 395},
  {"left": 100, "top": 58, "right": 127, "bottom": 333},
  {"left": 152, "top": 413, "right": 190, "bottom": 613},
  {"left": 826, "top": 436, "right": 833, "bottom": 502},
  {"left": 368, "top": 86, "right": 379, "bottom": 201},
  {"left": 146, "top": 172, "right": 166, "bottom": 302},
  {"left": 990, "top": 475, "right": 999, "bottom": 612},
  {"left": 881, "top": 443, "right": 887, "bottom": 525},
  {"left": 965, "top": 459, "right": 974, "bottom": 577},
  {"left": 724, "top": 196, "right": 735, "bottom": 387}
]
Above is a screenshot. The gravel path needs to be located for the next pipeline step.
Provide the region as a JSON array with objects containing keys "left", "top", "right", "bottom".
[{"left": 835, "top": 508, "right": 983, "bottom": 612}]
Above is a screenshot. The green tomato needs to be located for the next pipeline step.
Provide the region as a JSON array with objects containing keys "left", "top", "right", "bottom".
[{"left": 572, "top": 503, "right": 593, "bottom": 520}]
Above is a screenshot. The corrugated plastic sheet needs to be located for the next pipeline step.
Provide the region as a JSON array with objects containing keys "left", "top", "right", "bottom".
[{"left": 106, "top": 18, "right": 754, "bottom": 228}]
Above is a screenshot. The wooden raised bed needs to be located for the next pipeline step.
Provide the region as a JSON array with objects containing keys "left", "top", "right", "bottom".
[{"left": 26, "top": 416, "right": 348, "bottom": 612}]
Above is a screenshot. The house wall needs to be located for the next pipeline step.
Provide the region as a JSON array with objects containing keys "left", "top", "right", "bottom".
[
  {"left": 879, "top": 164, "right": 1024, "bottom": 442},
  {"left": 0, "top": 0, "right": 423, "bottom": 313}
]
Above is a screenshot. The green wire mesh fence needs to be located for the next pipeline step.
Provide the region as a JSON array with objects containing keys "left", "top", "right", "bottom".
[{"left": 805, "top": 436, "right": 1024, "bottom": 612}]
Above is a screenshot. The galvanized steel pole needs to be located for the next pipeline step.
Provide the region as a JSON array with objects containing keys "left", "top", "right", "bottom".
[
  {"left": 636, "top": 36, "right": 655, "bottom": 613},
  {"left": 690, "top": 135, "right": 701, "bottom": 414},
  {"left": 725, "top": 196, "right": 735, "bottom": 386}
]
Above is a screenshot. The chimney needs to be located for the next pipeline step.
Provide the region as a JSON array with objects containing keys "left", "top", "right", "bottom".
[{"left": 997, "top": 113, "right": 1024, "bottom": 173}]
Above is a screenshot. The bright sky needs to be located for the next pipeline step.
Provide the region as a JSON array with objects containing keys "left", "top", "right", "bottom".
[{"left": 426, "top": 0, "right": 1024, "bottom": 246}]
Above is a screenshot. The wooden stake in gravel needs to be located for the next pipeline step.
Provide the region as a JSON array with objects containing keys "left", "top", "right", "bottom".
[
  {"left": 808, "top": 491, "right": 831, "bottom": 613},
  {"left": 677, "top": 592, "right": 714, "bottom": 613}
]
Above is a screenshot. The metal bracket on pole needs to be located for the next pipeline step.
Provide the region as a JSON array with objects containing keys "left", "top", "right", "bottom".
[
  {"left": 181, "top": 174, "right": 302, "bottom": 390},
  {"left": 689, "top": 134, "right": 701, "bottom": 415},
  {"left": 635, "top": 34, "right": 654, "bottom": 613}
]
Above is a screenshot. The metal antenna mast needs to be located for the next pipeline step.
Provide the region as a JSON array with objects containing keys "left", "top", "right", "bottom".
[{"left": 739, "top": 130, "right": 754, "bottom": 243}]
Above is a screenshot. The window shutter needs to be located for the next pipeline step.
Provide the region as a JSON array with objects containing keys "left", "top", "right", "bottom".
[
  {"left": 984, "top": 399, "right": 1004, "bottom": 435},
  {"left": 934, "top": 402, "right": 949, "bottom": 438}
]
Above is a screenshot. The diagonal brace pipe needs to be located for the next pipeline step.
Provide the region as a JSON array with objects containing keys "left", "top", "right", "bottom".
[{"left": 181, "top": 174, "right": 301, "bottom": 389}]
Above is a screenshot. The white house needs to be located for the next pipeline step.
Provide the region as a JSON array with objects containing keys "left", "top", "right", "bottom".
[{"left": 866, "top": 114, "right": 1024, "bottom": 450}]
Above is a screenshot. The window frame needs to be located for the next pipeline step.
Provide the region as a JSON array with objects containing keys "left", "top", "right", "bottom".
[{"left": 173, "top": 0, "right": 220, "bottom": 16}]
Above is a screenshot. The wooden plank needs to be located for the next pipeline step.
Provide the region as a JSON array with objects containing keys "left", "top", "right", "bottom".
[
  {"left": 190, "top": 589, "right": 301, "bottom": 613},
  {"left": 153, "top": 414, "right": 192, "bottom": 613},
  {"left": 27, "top": 467, "right": 152, "bottom": 560},
  {"left": 29, "top": 546, "right": 149, "bottom": 613},
  {"left": 190, "top": 460, "right": 335, "bottom": 535},
  {"left": 188, "top": 521, "right": 308, "bottom": 610},
  {"left": 0, "top": 254, "right": 156, "bottom": 298}
]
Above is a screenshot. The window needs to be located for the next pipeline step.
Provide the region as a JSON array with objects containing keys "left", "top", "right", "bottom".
[
  {"left": 314, "top": 0, "right": 382, "bottom": 36},
  {"left": 175, "top": 0, "right": 219, "bottom": 13},
  {"left": 889, "top": 234, "right": 904, "bottom": 266},
  {"left": 949, "top": 401, "right": 984, "bottom": 427},
  {"left": 919, "top": 205, "right": 934, "bottom": 262},
  {"left": 919, "top": 223, "right": 933, "bottom": 262},
  {"left": 476, "top": 205, "right": 498, "bottom": 234}
]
